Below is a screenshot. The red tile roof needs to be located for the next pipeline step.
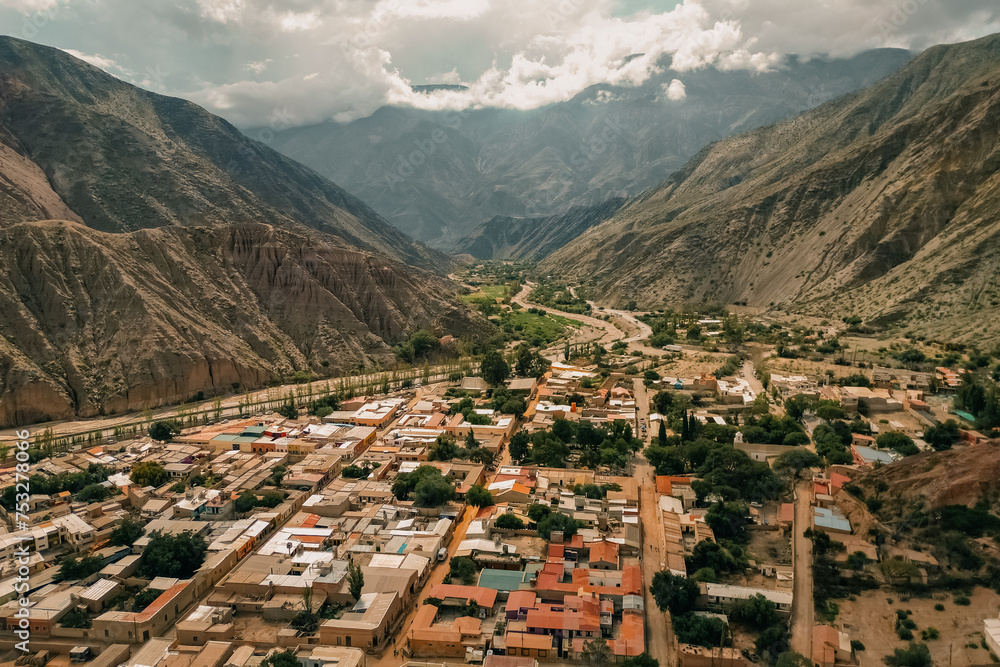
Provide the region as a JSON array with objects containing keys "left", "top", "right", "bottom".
[
  {"left": 428, "top": 584, "right": 497, "bottom": 608},
  {"left": 587, "top": 540, "right": 619, "bottom": 566}
]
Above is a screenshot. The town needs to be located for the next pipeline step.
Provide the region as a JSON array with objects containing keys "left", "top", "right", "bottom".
[{"left": 0, "top": 266, "right": 998, "bottom": 667}]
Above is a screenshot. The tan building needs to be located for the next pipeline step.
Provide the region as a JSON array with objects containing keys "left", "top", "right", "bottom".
[{"left": 319, "top": 592, "right": 401, "bottom": 650}]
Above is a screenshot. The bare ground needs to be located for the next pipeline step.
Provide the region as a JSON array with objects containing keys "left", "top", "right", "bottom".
[{"left": 837, "top": 586, "right": 1000, "bottom": 667}]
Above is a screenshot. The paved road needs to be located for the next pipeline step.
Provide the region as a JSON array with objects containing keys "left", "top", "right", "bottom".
[
  {"left": 742, "top": 360, "right": 766, "bottom": 395},
  {"left": 789, "top": 479, "right": 814, "bottom": 659}
]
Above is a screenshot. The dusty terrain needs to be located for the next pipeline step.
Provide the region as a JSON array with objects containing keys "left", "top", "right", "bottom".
[{"left": 838, "top": 587, "right": 1000, "bottom": 667}]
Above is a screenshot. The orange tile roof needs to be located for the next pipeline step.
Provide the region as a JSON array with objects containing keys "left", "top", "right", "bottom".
[
  {"left": 780, "top": 503, "right": 794, "bottom": 523},
  {"left": 609, "top": 609, "right": 644, "bottom": 657},
  {"left": 526, "top": 607, "right": 600, "bottom": 633},
  {"left": 587, "top": 540, "right": 619, "bottom": 565},
  {"left": 812, "top": 624, "right": 841, "bottom": 666},
  {"left": 830, "top": 473, "right": 851, "bottom": 489},
  {"left": 300, "top": 514, "right": 320, "bottom": 528},
  {"left": 506, "top": 590, "right": 537, "bottom": 614},
  {"left": 428, "top": 584, "right": 497, "bottom": 608},
  {"left": 505, "top": 632, "right": 554, "bottom": 650}
]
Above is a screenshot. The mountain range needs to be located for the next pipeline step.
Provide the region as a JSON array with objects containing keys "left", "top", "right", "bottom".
[
  {"left": 0, "top": 36, "right": 479, "bottom": 427},
  {"left": 543, "top": 33, "right": 1000, "bottom": 343},
  {"left": 262, "top": 50, "right": 913, "bottom": 251}
]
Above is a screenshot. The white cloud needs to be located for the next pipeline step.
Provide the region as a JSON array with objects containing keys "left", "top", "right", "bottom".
[
  {"left": 245, "top": 58, "right": 271, "bottom": 73},
  {"left": 661, "top": 78, "right": 686, "bottom": 100},
  {"left": 63, "top": 49, "right": 130, "bottom": 75},
  {"left": 1, "top": 0, "right": 996, "bottom": 128},
  {"left": 196, "top": 0, "right": 245, "bottom": 23}
]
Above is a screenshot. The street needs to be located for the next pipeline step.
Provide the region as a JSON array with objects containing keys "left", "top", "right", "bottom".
[{"left": 789, "top": 479, "right": 814, "bottom": 659}]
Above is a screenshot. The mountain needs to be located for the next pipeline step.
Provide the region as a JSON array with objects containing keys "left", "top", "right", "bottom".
[
  {"left": 454, "top": 198, "right": 628, "bottom": 261},
  {"left": 543, "top": 34, "right": 1000, "bottom": 343},
  {"left": 262, "top": 50, "right": 912, "bottom": 249},
  {"left": 0, "top": 37, "right": 479, "bottom": 427}
]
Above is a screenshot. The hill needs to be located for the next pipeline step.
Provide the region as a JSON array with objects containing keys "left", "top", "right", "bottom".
[
  {"left": 0, "top": 37, "right": 478, "bottom": 427},
  {"left": 543, "top": 34, "right": 1000, "bottom": 343},
  {"left": 262, "top": 50, "right": 912, "bottom": 249}
]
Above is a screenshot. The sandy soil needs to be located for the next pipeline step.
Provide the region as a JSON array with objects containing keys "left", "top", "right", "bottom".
[{"left": 837, "top": 586, "right": 1000, "bottom": 667}]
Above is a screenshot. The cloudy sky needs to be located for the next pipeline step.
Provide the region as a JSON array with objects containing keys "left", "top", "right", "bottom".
[{"left": 1, "top": 0, "right": 997, "bottom": 128}]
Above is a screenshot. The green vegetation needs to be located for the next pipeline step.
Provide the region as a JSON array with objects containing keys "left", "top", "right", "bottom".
[
  {"left": 110, "top": 517, "right": 146, "bottom": 547},
  {"left": 581, "top": 637, "right": 614, "bottom": 666},
  {"left": 466, "top": 484, "right": 494, "bottom": 507},
  {"left": 529, "top": 283, "right": 590, "bottom": 314},
  {"left": 884, "top": 642, "right": 932, "bottom": 667},
  {"left": 523, "top": 419, "right": 643, "bottom": 471},
  {"left": 348, "top": 561, "right": 364, "bottom": 601},
  {"left": 673, "top": 613, "right": 729, "bottom": 648},
  {"left": 2, "top": 464, "right": 112, "bottom": 510},
  {"left": 495, "top": 514, "right": 525, "bottom": 530},
  {"left": 59, "top": 608, "right": 91, "bottom": 628},
  {"left": 140, "top": 531, "right": 208, "bottom": 579},
  {"left": 132, "top": 588, "right": 164, "bottom": 612},
  {"left": 235, "top": 489, "right": 286, "bottom": 513},
  {"left": 651, "top": 570, "right": 699, "bottom": 615},
  {"left": 537, "top": 512, "right": 583, "bottom": 540},
  {"left": 58, "top": 555, "right": 105, "bottom": 581},
  {"left": 342, "top": 464, "right": 378, "bottom": 479},
  {"left": 149, "top": 419, "right": 181, "bottom": 442},
  {"left": 261, "top": 650, "right": 299, "bottom": 667},
  {"left": 877, "top": 432, "right": 918, "bottom": 456},
  {"left": 391, "top": 465, "right": 456, "bottom": 507},
  {"left": 480, "top": 349, "right": 510, "bottom": 386},
  {"left": 130, "top": 461, "right": 168, "bottom": 488},
  {"left": 449, "top": 556, "right": 478, "bottom": 585}
]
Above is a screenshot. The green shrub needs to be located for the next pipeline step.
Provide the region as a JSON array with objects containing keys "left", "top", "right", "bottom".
[{"left": 954, "top": 595, "right": 972, "bottom": 606}]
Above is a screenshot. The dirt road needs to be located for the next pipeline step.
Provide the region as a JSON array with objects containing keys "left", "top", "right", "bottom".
[{"left": 789, "top": 479, "right": 814, "bottom": 658}]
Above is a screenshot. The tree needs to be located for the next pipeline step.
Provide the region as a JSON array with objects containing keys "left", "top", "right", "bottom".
[
  {"left": 77, "top": 483, "right": 111, "bottom": 503},
  {"left": 537, "top": 512, "right": 580, "bottom": 539},
  {"left": 876, "top": 432, "right": 918, "bottom": 456},
  {"left": 784, "top": 396, "right": 811, "bottom": 422},
  {"left": 60, "top": 608, "right": 92, "bottom": 628},
  {"left": 58, "top": 555, "right": 104, "bottom": 581},
  {"left": 651, "top": 570, "right": 699, "bottom": 615},
  {"left": 449, "top": 556, "right": 477, "bottom": 585},
  {"left": 775, "top": 652, "right": 811, "bottom": 667},
  {"left": 816, "top": 403, "right": 847, "bottom": 421},
  {"left": 884, "top": 642, "right": 932, "bottom": 667},
  {"left": 658, "top": 420, "right": 668, "bottom": 445},
  {"left": 480, "top": 349, "right": 510, "bottom": 386},
  {"left": 277, "top": 394, "right": 298, "bottom": 419},
  {"left": 140, "top": 531, "right": 208, "bottom": 579},
  {"left": 924, "top": 420, "right": 960, "bottom": 451},
  {"left": 674, "top": 612, "right": 728, "bottom": 647},
  {"left": 527, "top": 503, "right": 552, "bottom": 522},
  {"left": 581, "top": 638, "right": 613, "bottom": 667},
  {"left": 772, "top": 450, "right": 822, "bottom": 478},
  {"left": 261, "top": 650, "right": 299, "bottom": 667},
  {"left": 148, "top": 419, "right": 181, "bottom": 442},
  {"left": 621, "top": 653, "right": 658, "bottom": 667},
  {"left": 393, "top": 465, "right": 456, "bottom": 507},
  {"left": 495, "top": 514, "right": 525, "bottom": 530},
  {"left": 130, "top": 461, "right": 168, "bottom": 488},
  {"left": 110, "top": 516, "right": 146, "bottom": 547},
  {"left": 466, "top": 484, "right": 494, "bottom": 507},
  {"left": 348, "top": 561, "right": 364, "bottom": 601},
  {"left": 730, "top": 593, "right": 779, "bottom": 630}
]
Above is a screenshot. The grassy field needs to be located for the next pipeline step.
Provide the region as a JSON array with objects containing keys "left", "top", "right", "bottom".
[
  {"left": 460, "top": 283, "right": 510, "bottom": 303},
  {"left": 502, "top": 309, "right": 578, "bottom": 346}
]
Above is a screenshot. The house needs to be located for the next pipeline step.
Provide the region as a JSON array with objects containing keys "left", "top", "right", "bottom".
[
  {"left": 701, "top": 583, "right": 793, "bottom": 614},
  {"left": 319, "top": 592, "right": 401, "bottom": 650},
  {"left": 850, "top": 444, "right": 894, "bottom": 468},
  {"left": 508, "top": 377, "right": 539, "bottom": 398},
  {"left": 408, "top": 603, "right": 485, "bottom": 657},
  {"left": 813, "top": 507, "right": 851, "bottom": 535},
  {"left": 985, "top": 617, "right": 1000, "bottom": 658},
  {"left": 812, "top": 624, "right": 854, "bottom": 667}
]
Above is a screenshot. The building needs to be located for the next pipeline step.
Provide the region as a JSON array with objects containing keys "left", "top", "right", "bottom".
[
  {"left": 850, "top": 444, "right": 894, "bottom": 468},
  {"left": 701, "top": 583, "right": 793, "bottom": 614},
  {"left": 812, "top": 624, "right": 854, "bottom": 667},
  {"left": 319, "top": 592, "right": 401, "bottom": 650},
  {"left": 985, "top": 617, "right": 1000, "bottom": 658}
]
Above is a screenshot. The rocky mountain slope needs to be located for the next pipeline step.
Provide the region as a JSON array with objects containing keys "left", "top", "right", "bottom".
[
  {"left": 262, "top": 50, "right": 912, "bottom": 249},
  {"left": 454, "top": 198, "right": 628, "bottom": 261},
  {"left": 544, "top": 34, "right": 1000, "bottom": 343},
  {"left": 0, "top": 37, "right": 478, "bottom": 427}
]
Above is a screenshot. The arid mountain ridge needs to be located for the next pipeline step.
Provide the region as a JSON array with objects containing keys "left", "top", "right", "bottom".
[
  {"left": 263, "top": 50, "right": 912, "bottom": 250},
  {"left": 544, "top": 33, "right": 1000, "bottom": 343},
  {"left": 0, "top": 37, "right": 479, "bottom": 427}
]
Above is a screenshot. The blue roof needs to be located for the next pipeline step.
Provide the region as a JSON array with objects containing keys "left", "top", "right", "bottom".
[
  {"left": 814, "top": 507, "right": 851, "bottom": 533},
  {"left": 853, "top": 445, "right": 893, "bottom": 464}
]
